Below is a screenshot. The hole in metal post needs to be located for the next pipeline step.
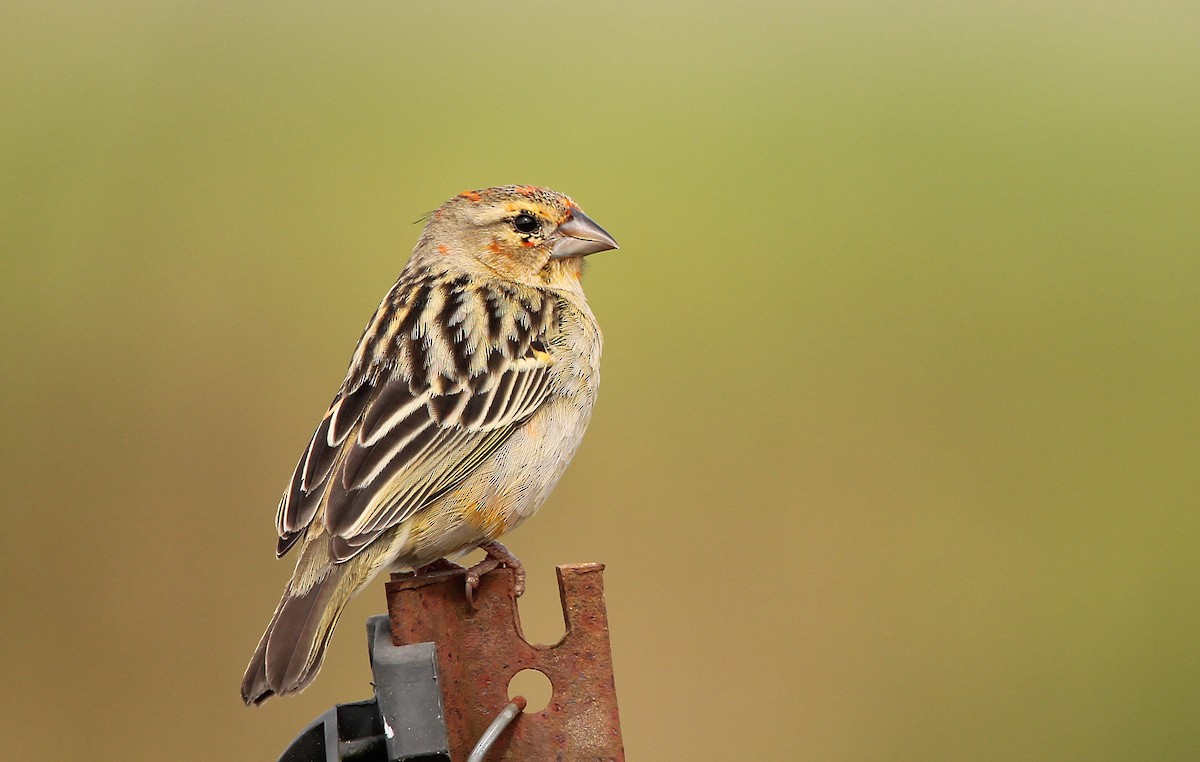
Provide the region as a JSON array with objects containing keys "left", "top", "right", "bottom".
[{"left": 507, "top": 668, "right": 552, "bottom": 712}]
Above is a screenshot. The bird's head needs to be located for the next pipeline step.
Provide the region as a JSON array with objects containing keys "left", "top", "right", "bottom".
[{"left": 417, "top": 185, "right": 618, "bottom": 287}]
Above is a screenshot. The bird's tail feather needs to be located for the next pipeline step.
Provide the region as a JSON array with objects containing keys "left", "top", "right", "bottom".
[{"left": 240, "top": 563, "right": 352, "bottom": 706}]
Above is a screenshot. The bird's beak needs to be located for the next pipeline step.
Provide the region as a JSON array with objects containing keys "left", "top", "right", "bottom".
[{"left": 550, "top": 209, "right": 619, "bottom": 260}]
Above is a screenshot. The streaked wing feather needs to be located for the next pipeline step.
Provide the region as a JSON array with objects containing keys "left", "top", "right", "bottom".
[
  {"left": 329, "top": 382, "right": 374, "bottom": 445},
  {"left": 301, "top": 415, "right": 338, "bottom": 491},
  {"left": 273, "top": 271, "right": 560, "bottom": 563}
]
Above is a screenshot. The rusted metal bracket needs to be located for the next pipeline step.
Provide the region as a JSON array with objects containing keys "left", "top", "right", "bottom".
[{"left": 385, "top": 563, "right": 624, "bottom": 761}]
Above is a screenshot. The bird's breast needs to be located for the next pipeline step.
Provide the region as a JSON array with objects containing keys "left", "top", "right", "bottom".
[{"left": 491, "top": 295, "right": 602, "bottom": 522}]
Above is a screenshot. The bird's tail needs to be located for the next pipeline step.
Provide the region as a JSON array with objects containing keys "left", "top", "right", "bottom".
[{"left": 240, "top": 561, "right": 354, "bottom": 706}]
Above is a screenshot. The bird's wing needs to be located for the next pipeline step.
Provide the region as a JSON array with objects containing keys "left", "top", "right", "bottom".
[{"left": 274, "top": 273, "right": 559, "bottom": 562}]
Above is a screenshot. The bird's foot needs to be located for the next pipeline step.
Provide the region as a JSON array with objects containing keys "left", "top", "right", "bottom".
[{"left": 464, "top": 540, "right": 525, "bottom": 609}]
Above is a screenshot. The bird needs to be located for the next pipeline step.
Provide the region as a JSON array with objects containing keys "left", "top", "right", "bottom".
[{"left": 240, "top": 185, "right": 617, "bottom": 705}]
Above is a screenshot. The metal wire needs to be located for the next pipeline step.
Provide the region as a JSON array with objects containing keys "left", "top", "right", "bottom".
[{"left": 466, "top": 696, "right": 527, "bottom": 762}]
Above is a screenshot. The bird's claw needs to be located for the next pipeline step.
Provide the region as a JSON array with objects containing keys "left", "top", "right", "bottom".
[
  {"left": 463, "top": 540, "right": 525, "bottom": 609},
  {"left": 511, "top": 565, "right": 526, "bottom": 598},
  {"left": 464, "top": 558, "right": 500, "bottom": 610}
]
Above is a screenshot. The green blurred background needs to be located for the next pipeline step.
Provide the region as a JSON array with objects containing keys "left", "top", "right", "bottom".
[{"left": 2, "top": 1, "right": 1198, "bottom": 759}]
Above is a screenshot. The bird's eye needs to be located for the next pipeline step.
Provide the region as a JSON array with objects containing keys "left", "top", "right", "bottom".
[{"left": 512, "top": 213, "right": 539, "bottom": 235}]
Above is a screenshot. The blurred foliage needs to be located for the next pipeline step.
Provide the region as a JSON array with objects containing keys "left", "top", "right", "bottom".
[{"left": 2, "top": 1, "right": 1198, "bottom": 759}]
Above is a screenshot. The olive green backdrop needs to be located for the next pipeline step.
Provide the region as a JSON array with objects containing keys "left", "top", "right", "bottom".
[{"left": 2, "top": 1, "right": 1197, "bottom": 759}]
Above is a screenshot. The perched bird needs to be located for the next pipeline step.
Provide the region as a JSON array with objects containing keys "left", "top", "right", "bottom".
[{"left": 240, "top": 185, "right": 617, "bottom": 705}]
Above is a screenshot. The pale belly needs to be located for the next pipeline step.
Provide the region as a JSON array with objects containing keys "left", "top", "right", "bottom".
[{"left": 380, "top": 393, "right": 593, "bottom": 568}]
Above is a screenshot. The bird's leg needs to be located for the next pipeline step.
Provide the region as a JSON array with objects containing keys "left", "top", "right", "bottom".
[
  {"left": 415, "top": 558, "right": 466, "bottom": 575},
  {"left": 464, "top": 540, "right": 526, "bottom": 609}
]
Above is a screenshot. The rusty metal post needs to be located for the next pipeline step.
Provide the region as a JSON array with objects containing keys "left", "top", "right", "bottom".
[{"left": 385, "top": 563, "right": 624, "bottom": 761}]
